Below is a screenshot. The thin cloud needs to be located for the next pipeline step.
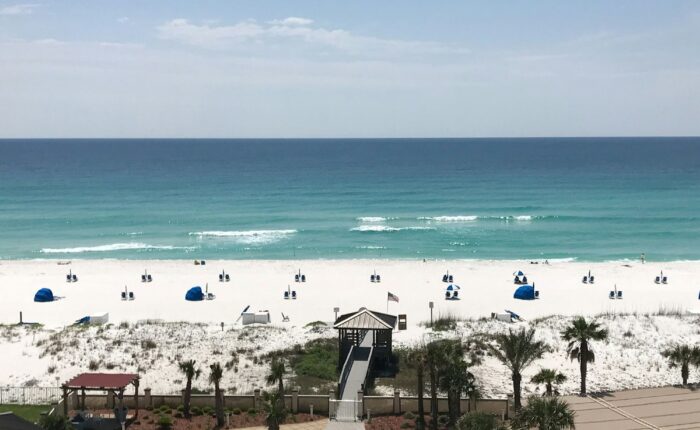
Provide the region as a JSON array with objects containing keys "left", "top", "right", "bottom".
[
  {"left": 156, "top": 17, "right": 469, "bottom": 58},
  {"left": 0, "top": 3, "right": 39, "bottom": 16},
  {"left": 117, "top": 16, "right": 129, "bottom": 24}
]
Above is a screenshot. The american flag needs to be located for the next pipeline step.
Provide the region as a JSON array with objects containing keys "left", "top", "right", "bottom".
[{"left": 387, "top": 292, "right": 399, "bottom": 303}]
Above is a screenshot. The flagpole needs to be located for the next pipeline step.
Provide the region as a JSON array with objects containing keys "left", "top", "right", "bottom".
[{"left": 387, "top": 291, "right": 389, "bottom": 313}]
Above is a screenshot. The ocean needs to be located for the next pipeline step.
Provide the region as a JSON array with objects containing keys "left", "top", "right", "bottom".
[{"left": 1, "top": 138, "right": 699, "bottom": 261}]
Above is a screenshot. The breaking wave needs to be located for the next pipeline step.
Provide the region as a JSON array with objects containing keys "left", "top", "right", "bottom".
[
  {"left": 350, "top": 225, "right": 435, "bottom": 232},
  {"left": 40, "top": 243, "right": 195, "bottom": 254},
  {"left": 189, "top": 229, "right": 297, "bottom": 245}
]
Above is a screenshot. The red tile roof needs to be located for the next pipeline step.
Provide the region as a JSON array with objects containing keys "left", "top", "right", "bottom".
[{"left": 64, "top": 373, "right": 139, "bottom": 389}]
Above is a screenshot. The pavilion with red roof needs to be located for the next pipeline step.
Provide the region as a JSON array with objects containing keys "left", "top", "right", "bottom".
[{"left": 62, "top": 372, "right": 140, "bottom": 422}]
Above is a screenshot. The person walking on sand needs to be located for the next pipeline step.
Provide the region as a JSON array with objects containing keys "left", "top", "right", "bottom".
[{"left": 641, "top": 253, "right": 646, "bottom": 264}]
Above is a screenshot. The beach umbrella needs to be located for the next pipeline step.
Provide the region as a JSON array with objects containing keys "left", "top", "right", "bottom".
[
  {"left": 514, "top": 270, "right": 524, "bottom": 276},
  {"left": 446, "top": 284, "right": 461, "bottom": 291}
]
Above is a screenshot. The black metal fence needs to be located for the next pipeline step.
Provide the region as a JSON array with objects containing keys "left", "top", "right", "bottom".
[{"left": 0, "top": 387, "right": 62, "bottom": 405}]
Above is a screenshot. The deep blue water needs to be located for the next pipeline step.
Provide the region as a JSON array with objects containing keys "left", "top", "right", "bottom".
[{"left": 1, "top": 138, "right": 699, "bottom": 261}]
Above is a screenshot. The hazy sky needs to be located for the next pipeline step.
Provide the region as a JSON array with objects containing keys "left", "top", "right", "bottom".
[{"left": 1, "top": 1, "right": 699, "bottom": 138}]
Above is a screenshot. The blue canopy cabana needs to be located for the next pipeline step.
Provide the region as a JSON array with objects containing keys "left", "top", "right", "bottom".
[
  {"left": 34, "top": 288, "right": 54, "bottom": 302},
  {"left": 514, "top": 270, "right": 524, "bottom": 276},
  {"left": 513, "top": 285, "right": 538, "bottom": 300},
  {"left": 185, "top": 286, "right": 204, "bottom": 301}
]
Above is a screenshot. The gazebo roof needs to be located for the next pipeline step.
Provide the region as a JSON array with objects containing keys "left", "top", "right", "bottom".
[
  {"left": 64, "top": 373, "right": 139, "bottom": 390},
  {"left": 334, "top": 308, "right": 397, "bottom": 330}
]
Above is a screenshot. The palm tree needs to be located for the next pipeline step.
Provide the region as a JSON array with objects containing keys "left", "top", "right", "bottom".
[
  {"left": 262, "top": 390, "right": 287, "bottom": 430},
  {"left": 512, "top": 397, "right": 576, "bottom": 430},
  {"left": 178, "top": 359, "right": 201, "bottom": 418},
  {"left": 662, "top": 344, "right": 700, "bottom": 386},
  {"left": 487, "top": 328, "right": 549, "bottom": 410},
  {"left": 561, "top": 317, "right": 608, "bottom": 396},
  {"left": 266, "top": 359, "right": 286, "bottom": 394},
  {"left": 531, "top": 369, "right": 567, "bottom": 396},
  {"left": 209, "top": 362, "right": 225, "bottom": 428},
  {"left": 426, "top": 340, "right": 444, "bottom": 430},
  {"left": 437, "top": 340, "right": 475, "bottom": 427},
  {"left": 406, "top": 345, "right": 428, "bottom": 430}
]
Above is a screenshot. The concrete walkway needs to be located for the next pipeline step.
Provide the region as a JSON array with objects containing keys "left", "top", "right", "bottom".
[
  {"left": 565, "top": 386, "right": 700, "bottom": 429},
  {"left": 237, "top": 418, "right": 331, "bottom": 430},
  {"left": 324, "top": 421, "right": 364, "bottom": 430}
]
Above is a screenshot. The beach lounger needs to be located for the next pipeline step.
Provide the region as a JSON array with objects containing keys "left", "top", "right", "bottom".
[
  {"left": 284, "top": 291, "right": 289, "bottom": 299},
  {"left": 201, "top": 260, "right": 206, "bottom": 265},
  {"left": 301, "top": 275, "right": 306, "bottom": 282},
  {"left": 376, "top": 275, "right": 381, "bottom": 282},
  {"left": 609, "top": 291, "right": 615, "bottom": 299},
  {"left": 442, "top": 274, "right": 448, "bottom": 283},
  {"left": 589, "top": 276, "right": 594, "bottom": 284},
  {"left": 662, "top": 276, "right": 668, "bottom": 284},
  {"left": 72, "top": 274, "right": 78, "bottom": 282},
  {"left": 453, "top": 291, "right": 459, "bottom": 299},
  {"left": 225, "top": 274, "right": 230, "bottom": 282},
  {"left": 207, "top": 293, "right": 215, "bottom": 300},
  {"left": 616, "top": 291, "right": 622, "bottom": 299},
  {"left": 142, "top": 274, "right": 147, "bottom": 282},
  {"left": 582, "top": 276, "right": 588, "bottom": 284},
  {"left": 66, "top": 273, "right": 72, "bottom": 282},
  {"left": 295, "top": 274, "right": 300, "bottom": 282},
  {"left": 121, "top": 292, "right": 127, "bottom": 300},
  {"left": 370, "top": 274, "right": 375, "bottom": 282},
  {"left": 655, "top": 276, "right": 661, "bottom": 284},
  {"left": 219, "top": 274, "right": 224, "bottom": 282},
  {"left": 292, "top": 291, "right": 297, "bottom": 299},
  {"left": 281, "top": 313, "right": 290, "bottom": 322},
  {"left": 534, "top": 290, "right": 539, "bottom": 298},
  {"left": 147, "top": 274, "right": 152, "bottom": 282},
  {"left": 448, "top": 275, "right": 454, "bottom": 282},
  {"left": 522, "top": 276, "right": 528, "bottom": 284},
  {"left": 129, "top": 292, "right": 135, "bottom": 300},
  {"left": 445, "top": 291, "right": 451, "bottom": 299},
  {"left": 514, "top": 276, "right": 521, "bottom": 284}
]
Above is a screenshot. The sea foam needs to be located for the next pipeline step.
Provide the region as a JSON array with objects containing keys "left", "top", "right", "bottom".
[
  {"left": 356, "top": 216, "right": 392, "bottom": 222},
  {"left": 419, "top": 215, "right": 478, "bottom": 222},
  {"left": 350, "top": 225, "right": 434, "bottom": 232},
  {"left": 40, "top": 243, "right": 195, "bottom": 254},
  {"left": 189, "top": 229, "right": 297, "bottom": 245}
]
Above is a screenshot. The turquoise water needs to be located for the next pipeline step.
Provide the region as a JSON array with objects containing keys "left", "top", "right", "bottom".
[{"left": 1, "top": 138, "right": 699, "bottom": 261}]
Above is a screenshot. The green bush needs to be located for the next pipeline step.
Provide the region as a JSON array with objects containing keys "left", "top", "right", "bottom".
[
  {"left": 403, "top": 411, "right": 416, "bottom": 420},
  {"left": 290, "top": 338, "right": 338, "bottom": 380},
  {"left": 191, "top": 406, "right": 202, "bottom": 416},
  {"left": 202, "top": 406, "right": 213, "bottom": 416},
  {"left": 157, "top": 414, "right": 173, "bottom": 430},
  {"left": 437, "top": 415, "right": 450, "bottom": 426},
  {"left": 247, "top": 407, "right": 257, "bottom": 416},
  {"left": 158, "top": 405, "right": 171, "bottom": 414},
  {"left": 457, "top": 411, "right": 500, "bottom": 430},
  {"left": 232, "top": 408, "right": 242, "bottom": 415},
  {"left": 176, "top": 405, "right": 184, "bottom": 412},
  {"left": 174, "top": 411, "right": 183, "bottom": 418}
]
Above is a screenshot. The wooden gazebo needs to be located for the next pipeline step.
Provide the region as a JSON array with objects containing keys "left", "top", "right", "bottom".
[
  {"left": 62, "top": 373, "right": 140, "bottom": 420},
  {"left": 333, "top": 308, "right": 397, "bottom": 368}
]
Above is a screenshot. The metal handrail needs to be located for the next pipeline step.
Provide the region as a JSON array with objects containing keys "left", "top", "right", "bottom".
[{"left": 337, "top": 345, "right": 355, "bottom": 397}]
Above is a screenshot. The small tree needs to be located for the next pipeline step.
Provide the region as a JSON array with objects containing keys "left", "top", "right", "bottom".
[
  {"left": 531, "top": 368, "right": 567, "bottom": 396},
  {"left": 457, "top": 411, "right": 503, "bottom": 430},
  {"left": 512, "top": 397, "right": 576, "bottom": 430},
  {"left": 662, "top": 345, "right": 700, "bottom": 386},
  {"left": 178, "top": 359, "right": 201, "bottom": 418},
  {"left": 487, "top": 328, "right": 549, "bottom": 410},
  {"left": 266, "top": 359, "right": 286, "bottom": 394},
  {"left": 209, "top": 362, "right": 225, "bottom": 428},
  {"left": 407, "top": 345, "right": 428, "bottom": 430},
  {"left": 561, "top": 317, "right": 608, "bottom": 396},
  {"left": 262, "top": 390, "right": 288, "bottom": 430}
]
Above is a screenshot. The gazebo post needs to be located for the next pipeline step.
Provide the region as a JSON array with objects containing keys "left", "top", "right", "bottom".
[
  {"left": 134, "top": 378, "right": 140, "bottom": 417},
  {"left": 81, "top": 388, "right": 86, "bottom": 410},
  {"left": 62, "top": 386, "right": 68, "bottom": 416}
]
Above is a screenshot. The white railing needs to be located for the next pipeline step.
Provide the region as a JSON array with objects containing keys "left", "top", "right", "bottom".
[
  {"left": 329, "top": 399, "right": 362, "bottom": 422},
  {"left": 0, "top": 387, "right": 63, "bottom": 405}
]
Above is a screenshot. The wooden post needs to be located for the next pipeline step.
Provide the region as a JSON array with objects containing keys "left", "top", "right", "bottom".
[
  {"left": 134, "top": 379, "right": 139, "bottom": 417},
  {"left": 62, "top": 386, "right": 68, "bottom": 417}
]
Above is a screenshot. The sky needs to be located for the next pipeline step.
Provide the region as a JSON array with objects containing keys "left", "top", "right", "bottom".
[{"left": 0, "top": 1, "right": 699, "bottom": 138}]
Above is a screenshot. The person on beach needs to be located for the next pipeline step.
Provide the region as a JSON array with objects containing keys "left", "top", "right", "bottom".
[{"left": 641, "top": 253, "right": 646, "bottom": 264}]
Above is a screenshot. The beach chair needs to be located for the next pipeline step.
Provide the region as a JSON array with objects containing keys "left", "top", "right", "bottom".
[
  {"left": 370, "top": 274, "right": 375, "bottom": 282},
  {"left": 662, "top": 276, "right": 668, "bottom": 284},
  {"left": 141, "top": 274, "right": 147, "bottom": 282},
  {"left": 72, "top": 274, "right": 78, "bottom": 282},
  {"left": 292, "top": 291, "right": 297, "bottom": 299},
  {"left": 284, "top": 291, "right": 289, "bottom": 299},
  {"left": 66, "top": 273, "right": 72, "bottom": 282},
  {"left": 295, "top": 274, "right": 300, "bottom": 282},
  {"left": 448, "top": 275, "right": 454, "bottom": 283},
  {"left": 655, "top": 276, "right": 661, "bottom": 284},
  {"left": 219, "top": 274, "right": 224, "bottom": 282},
  {"left": 515, "top": 276, "right": 521, "bottom": 284},
  {"left": 445, "top": 291, "right": 451, "bottom": 299},
  {"left": 609, "top": 291, "right": 615, "bottom": 299},
  {"left": 225, "top": 274, "right": 230, "bottom": 282},
  {"left": 147, "top": 274, "right": 152, "bottom": 282},
  {"left": 207, "top": 293, "right": 215, "bottom": 300},
  {"left": 535, "top": 290, "right": 540, "bottom": 298},
  {"left": 201, "top": 260, "right": 206, "bottom": 265},
  {"left": 442, "top": 274, "right": 448, "bottom": 283},
  {"left": 301, "top": 274, "right": 306, "bottom": 282},
  {"left": 589, "top": 276, "right": 595, "bottom": 284},
  {"left": 129, "top": 292, "right": 135, "bottom": 300},
  {"left": 376, "top": 274, "right": 381, "bottom": 282},
  {"left": 453, "top": 291, "right": 459, "bottom": 300},
  {"left": 582, "top": 276, "right": 588, "bottom": 284},
  {"left": 522, "top": 276, "right": 528, "bottom": 284},
  {"left": 121, "top": 292, "right": 127, "bottom": 300},
  {"left": 616, "top": 290, "right": 622, "bottom": 299},
  {"left": 194, "top": 260, "right": 200, "bottom": 265},
  {"left": 281, "top": 313, "right": 290, "bottom": 322}
]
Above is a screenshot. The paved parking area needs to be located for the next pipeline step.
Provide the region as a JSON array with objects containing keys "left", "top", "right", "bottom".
[{"left": 565, "top": 386, "right": 700, "bottom": 429}]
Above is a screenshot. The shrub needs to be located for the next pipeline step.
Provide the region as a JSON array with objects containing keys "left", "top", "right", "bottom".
[
  {"left": 176, "top": 405, "right": 185, "bottom": 412},
  {"left": 438, "top": 415, "right": 450, "bottom": 426},
  {"left": 157, "top": 414, "right": 172, "bottom": 430},
  {"left": 159, "top": 405, "right": 171, "bottom": 414},
  {"left": 457, "top": 411, "right": 500, "bottom": 430},
  {"left": 191, "top": 406, "right": 202, "bottom": 416},
  {"left": 141, "top": 339, "right": 157, "bottom": 349},
  {"left": 232, "top": 408, "right": 242, "bottom": 415},
  {"left": 202, "top": 406, "right": 213, "bottom": 416},
  {"left": 247, "top": 407, "right": 257, "bottom": 416},
  {"left": 174, "top": 411, "right": 183, "bottom": 418},
  {"left": 403, "top": 411, "right": 416, "bottom": 420},
  {"left": 88, "top": 360, "right": 100, "bottom": 371}
]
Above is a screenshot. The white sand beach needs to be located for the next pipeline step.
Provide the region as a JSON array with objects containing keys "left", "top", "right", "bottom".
[{"left": 1, "top": 258, "right": 699, "bottom": 397}]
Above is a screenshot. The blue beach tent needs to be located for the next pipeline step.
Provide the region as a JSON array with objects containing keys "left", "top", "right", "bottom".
[
  {"left": 515, "top": 270, "right": 524, "bottom": 276},
  {"left": 34, "top": 288, "right": 54, "bottom": 302},
  {"left": 185, "top": 286, "right": 204, "bottom": 301},
  {"left": 513, "top": 285, "right": 538, "bottom": 300}
]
